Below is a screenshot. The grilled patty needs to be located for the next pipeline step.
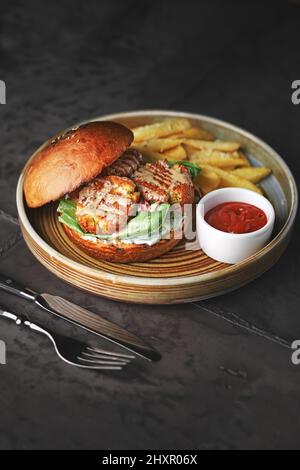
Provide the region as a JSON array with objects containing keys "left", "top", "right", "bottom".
[
  {"left": 104, "top": 149, "right": 143, "bottom": 177},
  {"left": 132, "top": 160, "right": 194, "bottom": 205},
  {"left": 76, "top": 175, "right": 140, "bottom": 235},
  {"left": 73, "top": 157, "right": 194, "bottom": 236}
]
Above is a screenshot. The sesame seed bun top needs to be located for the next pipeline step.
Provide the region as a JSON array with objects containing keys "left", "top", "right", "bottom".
[{"left": 23, "top": 121, "right": 133, "bottom": 208}]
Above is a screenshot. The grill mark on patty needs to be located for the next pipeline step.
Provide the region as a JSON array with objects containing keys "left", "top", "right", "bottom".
[
  {"left": 132, "top": 160, "right": 194, "bottom": 204},
  {"left": 105, "top": 149, "right": 143, "bottom": 177},
  {"left": 76, "top": 175, "right": 140, "bottom": 234},
  {"left": 137, "top": 168, "right": 171, "bottom": 187}
]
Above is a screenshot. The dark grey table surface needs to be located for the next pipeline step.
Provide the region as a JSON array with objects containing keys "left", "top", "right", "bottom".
[{"left": 0, "top": 0, "right": 299, "bottom": 450}]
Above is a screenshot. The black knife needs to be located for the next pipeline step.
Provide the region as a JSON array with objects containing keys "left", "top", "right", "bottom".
[{"left": 0, "top": 274, "right": 161, "bottom": 362}]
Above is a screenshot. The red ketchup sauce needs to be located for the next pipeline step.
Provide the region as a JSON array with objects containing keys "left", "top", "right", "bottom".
[{"left": 205, "top": 202, "right": 267, "bottom": 234}]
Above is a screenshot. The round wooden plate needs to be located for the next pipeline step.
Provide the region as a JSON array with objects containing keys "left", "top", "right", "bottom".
[{"left": 17, "top": 111, "right": 298, "bottom": 304}]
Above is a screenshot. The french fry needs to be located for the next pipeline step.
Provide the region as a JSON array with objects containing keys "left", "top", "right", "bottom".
[
  {"left": 132, "top": 145, "right": 164, "bottom": 163},
  {"left": 194, "top": 168, "right": 221, "bottom": 194},
  {"left": 163, "top": 145, "right": 187, "bottom": 160},
  {"left": 237, "top": 152, "right": 251, "bottom": 167},
  {"left": 184, "top": 144, "right": 201, "bottom": 159},
  {"left": 183, "top": 139, "right": 241, "bottom": 152},
  {"left": 133, "top": 118, "right": 191, "bottom": 142},
  {"left": 231, "top": 167, "right": 272, "bottom": 183},
  {"left": 132, "top": 119, "right": 271, "bottom": 197},
  {"left": 201, "top": 165, "right": 263, "bottom": 194},
  {"left": 224, "top": 165, "right": 236, "bottom": 171},
  {"left": 136, "top": 138, "right": 182, "bottom": 153},
  {"left": 133, "top": 143, "right": 186, "bottom": 162},
  {"left": 171, "top": 127, "right": 215, "bottom": 141},
  {"left": 190, "top": 150, "right": 246, "bottom": 168},
  {"left": 185, "top": 144, "right": 247, "bottom": 166}
]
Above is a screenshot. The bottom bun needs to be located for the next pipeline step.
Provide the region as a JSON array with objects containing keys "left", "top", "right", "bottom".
[{"left": 63, "top": 225, "right": 182, "bottom": 263}]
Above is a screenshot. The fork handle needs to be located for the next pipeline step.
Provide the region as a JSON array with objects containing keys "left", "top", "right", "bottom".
[
  {"left": 11, "top": 313, "right": 50, "bottom": 337},
  {"left": 0, "top": 274, "right": 37, "bottom": 301},
  {"left": 23, "top": 320, "right": 47, "bottom": 335}
]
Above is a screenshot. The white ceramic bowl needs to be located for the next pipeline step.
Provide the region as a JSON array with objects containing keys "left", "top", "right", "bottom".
[{"left": 196, "top": 188, "right": 276, "bottom": 264}]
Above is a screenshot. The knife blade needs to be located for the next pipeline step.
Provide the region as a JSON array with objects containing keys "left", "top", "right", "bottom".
[{"left": 0, "top": 274, "right": 161, "bottom": 362}]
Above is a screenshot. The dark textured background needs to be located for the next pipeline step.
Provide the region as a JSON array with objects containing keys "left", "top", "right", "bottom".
[{"left": 0, "top": 0, "right": 300, "bottom": 450}]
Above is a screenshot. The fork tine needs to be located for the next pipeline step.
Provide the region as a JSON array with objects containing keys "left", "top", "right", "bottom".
[
  {"left": 78, "top": 356, "right": 129, "bottom": 367},
  {"left": 87, "top": 346, "right": 136, "bottom": 360},
  {"left": 82, "top": 351, "right": 131, "bottom": 363},
  {"left": 82, "top": 348, "right": 131, "bottom": 364},
  {"left": 78, "top": 364, "right": 123, "bottom": 371}
]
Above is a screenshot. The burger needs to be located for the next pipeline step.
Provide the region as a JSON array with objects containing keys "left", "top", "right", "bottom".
[{"left": 24, "top": 121, "right": 196, "bottom": 263}]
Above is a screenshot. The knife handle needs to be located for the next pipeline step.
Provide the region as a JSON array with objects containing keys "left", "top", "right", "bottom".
[{"left": 0, "top": 274, "right": 37, "bottom": 301}]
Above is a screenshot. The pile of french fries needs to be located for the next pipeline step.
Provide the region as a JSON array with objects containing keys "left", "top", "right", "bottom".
[{"left": 132, "top": 118, "right": 271, "bottom": 195}]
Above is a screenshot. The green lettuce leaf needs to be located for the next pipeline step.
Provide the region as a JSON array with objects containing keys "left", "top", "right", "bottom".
[
  {"left": 118, "top": 204, "right": 170, "bottom": 240},
  {"left": 57, "top": 198, "right": 77, "bottom": 216},
  {"left": 57, "top": 199, "right": 172, "bottom": 243},
  {"left": 57, "top": 199, "right": 84, "bottom": 235},
  {"left": 124, "top": 208, "right": 184, "bottom": 245}
]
